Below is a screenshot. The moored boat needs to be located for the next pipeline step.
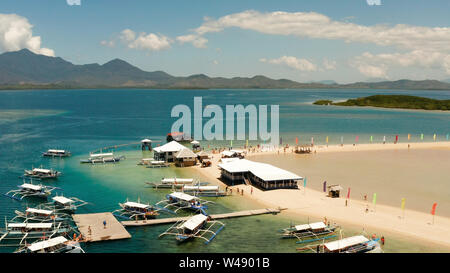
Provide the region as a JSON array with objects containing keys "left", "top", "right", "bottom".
[
  {"left": 14, "top": 236, "right": 84, "bottom": 253},
  {"left": 280, "top": 221, "right": 338, "bottom": 243},
  {"left": 23, "top": 167, "right": 61, "bottom": 179},
  {"left": 42, "top": 149, "right": 71, "bottom": 157},
  {"left": 80, "top": 152, "right": 124, "bottom": 164}
]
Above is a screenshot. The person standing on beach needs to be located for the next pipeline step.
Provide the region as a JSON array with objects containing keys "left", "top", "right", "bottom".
[{"left": 103, "top": 220, "right": 107, "bottom": 229}]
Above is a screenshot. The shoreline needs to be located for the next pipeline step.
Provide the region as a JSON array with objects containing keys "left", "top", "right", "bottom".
[{"left": 192, "top": 141, "right": 450, "bottom": 249}]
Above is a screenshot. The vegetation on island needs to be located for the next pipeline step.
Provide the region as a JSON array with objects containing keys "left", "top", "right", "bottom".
[{"left": 313, "top": 95, "right": 450, "bottom": 111}]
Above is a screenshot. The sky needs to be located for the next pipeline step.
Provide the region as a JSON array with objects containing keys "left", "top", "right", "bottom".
[{"left": 1, "top": 0, "right": 450, "bottom": 83}]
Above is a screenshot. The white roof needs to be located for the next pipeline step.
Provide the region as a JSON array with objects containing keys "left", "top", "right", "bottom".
[
  {"left": 124, "top": 201, "right": 150, "bottom": 209},
  {"left": 153, "top": 141, "right": 187, "bottom": 153},
  {"left": 141, "top": 139, "right": 152, "bottom": 142},
  {"left": 28, "top": 236, "right": 68, "bottom": 252},
  {"left": 33, "top": 168, "right": 51, "bottom": 173},
  {"left": 220, "top": 157, "right": 240, "bottom": 164},
  {"left": 183, "top": 185, "right": 219, "bottom": 191},
  {"left": 20, "top": 183, "right": 43, "bottom": 191},
  {"left": 221, "top": 150, "right": 236, "bottom": 157},
  {"left": 180, "top": 214, "right": 208, "bottom": 231},
  {"left": 309, "top": 222, "right": 326, "bottom": 230},
  {"left": 294, "top": 224, "right": 311, "bottom": 231},
  {"left": 8, "top": 223, "right": 53, "bottom": 229},
  {"left": 219, "top": 159, "right": 302, "bottom": 181},
  {"left": 230, "top": 149, "right": 245, "bottom": 154},
  {"left": 190, "top": 140, "right": 200, "bottom": 144},
  {"left": 151, "top": 161, "right": 166, "bottom": 164},
  {"left": 162, "top": 178, "right": 194, "bottom": 184},
  {"left": 175, "top": 148, "right": 197, "bottom": 158},
  {"left": 48, "top": 149, "right": 65, "bottom": 153},
  {"left": 169, "top": 192, "right": 197, "bottom": 202},
  {"left": 90, "top": 152, "right": 113, "bottom": 158},
  {"left": 324, "top": 235, "right": 369, "bottom": 252},
  {"left": 141, "top": 158, "right": 154, "bottom": 161},
  {"left": 26, "top": 208, "right": 53, "bottom": 215},
  {"left": 52, "top": 196, "right": 73, "bottom": 204}
]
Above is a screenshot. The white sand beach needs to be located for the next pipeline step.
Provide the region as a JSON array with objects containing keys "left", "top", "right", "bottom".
[{"left": 193, "top": 141, "right": 450, "bottom": 248}]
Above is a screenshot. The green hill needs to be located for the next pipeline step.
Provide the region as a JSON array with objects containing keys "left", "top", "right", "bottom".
[{"left": 313, "top": 95, "right": 450, "bottom": 111}]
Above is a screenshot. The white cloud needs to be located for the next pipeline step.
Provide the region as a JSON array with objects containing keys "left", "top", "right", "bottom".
[
  {"left": 181, "top": 10, "right": 450, "bottom": 52},
  {"left": 176, "top": 34, "right": 208, "bottom": 48},
  {"left": 118, "top": 29, "right": 171, "bottom": 52},
  {"left": 260, "top": 56, "right": 317, "bottom": 72},
  {"left": 100, "top": 40, "right": 115, "bottom": 47},
  {"left": 0, "top": 13, "right": 54, "bottom": 56},
  {"left": 323, "top": 59, "right": 337, "bottom": 70},
  {"left": 355, "top": 64, "right": 387, "bottom": 78},
  {"left": 212, "top": 60, "right": 219, "bottom": 65}
]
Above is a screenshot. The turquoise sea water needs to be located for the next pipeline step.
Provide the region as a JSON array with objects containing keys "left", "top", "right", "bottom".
[{"left": 0, "top": 88, "right": 449, "bottom": 253}]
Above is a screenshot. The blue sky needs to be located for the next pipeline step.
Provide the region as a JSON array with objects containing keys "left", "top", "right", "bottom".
[{"left": 1, "top": 0, "right": 450, "bottom": 83}]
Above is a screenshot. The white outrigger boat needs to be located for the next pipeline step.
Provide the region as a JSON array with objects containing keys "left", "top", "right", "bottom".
[
  {"left": 12, "top": 208, "right": 72, "bottom": 223},
  {"left": 146, "top": 178, "right": 196, "bottom": 189},
  {"left": 80, "top": 152, "right": 124, "bottom": 164},
  {"left": 297, "top": 235, "right": 383, "bottom": 253},
  {"left": 159, "top": 214, "right": 225, "bottom": 244},
  {"left": 0, "top": 221, "right": 76, "bottom": 247},
  {"left": 112, "top": 199, "right": 162, "bottom": 220},
  {"left": 3, "top": 183, "right": 57, "bottom": 201},
  {"left": 23, "top": 167, "right": 61, "bottom": 179},
  {"left": 146, "top": 160, "right": 169, "bottom": 168},
  {"left": 280, "top": 221, "right": 338, "bottom": 243},
  {"left": 42, "top": 149, "right": 71, "bottom": 158},
  {"left": 39, "top": 195, "right": 88, "bottom": 213},
  {"left": 155, "top": 192, "right": 213, "bottom": 215},
  {"left": 182, "top": 185, "right": 228, "bottom": 197},
  {"left": 15, "top": 236, "right": 84, "bottom": 253}
]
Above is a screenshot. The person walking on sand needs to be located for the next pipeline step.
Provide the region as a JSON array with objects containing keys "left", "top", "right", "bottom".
[{"left": 103, "top": 220, "right": 107, "bottom": 229}]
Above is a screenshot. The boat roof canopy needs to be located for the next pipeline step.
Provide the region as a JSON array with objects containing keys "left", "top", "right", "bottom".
[
  {"left": 162, "top": 178, "right": 194, "bottom": 183},
  {"left": 8, "top": 223, "right": 53, "bottom": 229},
  {"left": 90, "top": 152, "right": 114, "bottom": 158},
  {"left": 28, "top": 236, "right": 67, "bottom": 252},
  {"left": 169, "top": 192, "right": 197, "bottom": 202},
  {"left": 52, "top": 196, "right": 73, "bottom": 204},
  {"left": 33, "top": 168, "right": 51, "bottom": 173},
  {"left": 124, "top": 201, "right": 150, "bottom": 209},
  {"left": 324, "top": 235, "right": 369, "bottom": 251},
  {"left": 183, "top": 185, "right": 219, "bottom": 191},
  {"left": 48, "top": 149, "right": 66, "bottom": 153},
  {"left": 20, "top": 183, "right": 43, "bottom": 191},
  {"left": 26, "top": 208, "right": 53, "bottom": 215},
  {"left": 180, "top": 214, "right": 208, "bottom": 231}
]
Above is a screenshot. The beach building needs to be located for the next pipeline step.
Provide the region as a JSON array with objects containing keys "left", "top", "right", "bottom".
[
  {"left": 153, "top": 141, "right": 188, "bottom": 163},
  {"left": 218, "top": 159, "right": 302, "bottom": 190},
  {"left": 174, "top": 148, "right": 198, "bottom": 167}
]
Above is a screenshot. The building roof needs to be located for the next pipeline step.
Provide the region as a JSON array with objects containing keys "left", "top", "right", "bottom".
[
  {"left": 196, "top": 150, "right": 210, "bottom": 157},
  {"left": 168, "top": 192, "right": 197, "bottom": 202},
  {"left": 190, "top": 140, "right": 200, "bottom": 144},
  {"left": 218, "top": 159, "right": 302, "bottom": 181},
  {"left": 221, "top": 150, "right": 237, "bottom": 157},
  {"left": 28, "top": 236, "right": 68, "bottom": 252},
  {"left": 124, "top": 201, "right": 150, "bottom": 209},
  {"left": 324, "top": 235, "right": 369, "bottom": 252},
  {"left": 220, "top": 157, "right": 240, "bottom": 164},
  {"left": 141, "top": 139, "right": 152, "bottom": 143},
  {"left": 180, "top": 214, "right": 208, "bottom": 231},
  {"left": 154, "top": 141, "right": 187, "bottom": 153},
  {"left": 175, "top": 148, "right": 197, "bottom": 158},
  {"left": 52, "top": 196, "right": 73, "bottom": 204}
]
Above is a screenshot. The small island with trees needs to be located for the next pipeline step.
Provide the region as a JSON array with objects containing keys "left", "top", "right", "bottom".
[{"left": 313, "top": 95, "right": 450, "bottom": 111}]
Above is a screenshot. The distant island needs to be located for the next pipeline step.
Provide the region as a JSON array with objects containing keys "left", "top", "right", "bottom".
[
  {"left": 1, "top": 49, "right": 450, "bottom": 90},
  {"left": 313, "top": 95, "right": 450, "bottom": 111}
]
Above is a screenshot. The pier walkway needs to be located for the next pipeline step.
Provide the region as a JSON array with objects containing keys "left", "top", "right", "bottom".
[
  {"left": 73, "top": 212, "right": 131, "bottom": 242},
  {"left": 121, "top": 208, "right": 284, "bottom": 227}
]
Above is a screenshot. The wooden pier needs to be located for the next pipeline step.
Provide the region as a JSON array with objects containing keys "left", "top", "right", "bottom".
[
  {"left": 73, "top": 212, "right": 131, "bottom": 242},
  {"left": 121, "top": 208, "right": 284, "bottom": 227}
]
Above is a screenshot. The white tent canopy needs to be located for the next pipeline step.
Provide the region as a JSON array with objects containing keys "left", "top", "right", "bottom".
[{"left": 153, "top": 141, "right": 187, "bottom": 153}]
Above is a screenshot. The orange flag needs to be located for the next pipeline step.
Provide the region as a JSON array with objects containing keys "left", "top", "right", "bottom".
[{"left": 431, "top": 203, "right": 437, "bottom": 215}]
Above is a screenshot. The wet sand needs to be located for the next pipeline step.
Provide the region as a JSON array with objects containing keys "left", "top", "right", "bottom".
[{"left": 193, "top": 141, "right": 450, "bottom": 248}]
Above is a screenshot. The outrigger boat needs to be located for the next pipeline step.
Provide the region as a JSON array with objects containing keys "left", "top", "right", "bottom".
[
  {"left": 137, "top": 158, "right": 155, "bottom": 166},
  {"left": 156, "top": 192, "right": 213, "bottom": 215},
  {"left": 39, "top": 195, "right": 88, "bottom": 213},
  {"left": 297, "top": 235, "right": 383, "bottom": 253},
  {"left": 23, "top": 167, "right": 61, "bottom": 179},
  {"left": 280, "top": 221, "right": 338, "bottom": 243},
  {"left": 0, "top": 221, "right": 76, "bottom": 247},
  {"left": 15, "top": 236, "right": 84, "bottom": 253},
  {"left": 182, "top": 185, "right": 228, "bottom": 197},
  {"left": 146, "top": 160, "right": 169, "bottom": 168},
  {"left": 80, "top": 152, "right": 124, "bottom": 164},
  {"left": 112, "top": 199, "right": 162, "bottom": 220},
  {"left": 4, "top": 183, "right": 57, "bottom": 201},
  {"left": 12, "top": 208, "right": 72, "bottom": 223},
  {"left": 42, "top": 149, "right": 71, "bottom": 158},
  {"left": 146, "top": 178, "right": 197, "bottom": 189},
  {"left": 159, "top": 214, "right": 225, "bottom": 244}
]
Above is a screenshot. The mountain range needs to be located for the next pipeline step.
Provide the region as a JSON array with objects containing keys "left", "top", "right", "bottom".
[{"left": 1, "top": 49, "right": 450, "bottom": 90}]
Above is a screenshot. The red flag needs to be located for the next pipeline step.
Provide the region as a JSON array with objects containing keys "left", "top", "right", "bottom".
[
  {"left": 347, "top": 187, "right": 351, "bottom": 199},
  {"left": 355, "top": 136, "right": 359, "bottom": 142},
  {"left": 431, "top": 203, "right": 437, "bottom": 215},
  {"left": 396, "top": 135, "right": 399, "bottom": 142},
  {"left": 296, "top": 137, "right": 298, "bottom": 145}
]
